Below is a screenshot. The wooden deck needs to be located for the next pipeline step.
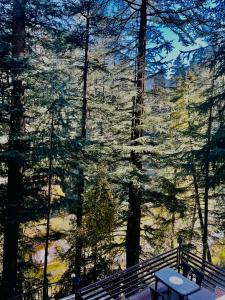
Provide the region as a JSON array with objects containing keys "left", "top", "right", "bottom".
[
  {"left": 61, "top": 284, "right": 215, "bottom": 299},
  {"left": 79, "top": 247, "right": 225, "bottom": 300},
  {"left": 128, "top": 284, "right": 215, "bottom": 299}
]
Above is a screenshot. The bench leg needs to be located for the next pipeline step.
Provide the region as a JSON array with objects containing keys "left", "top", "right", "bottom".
[{"left": 155, "top": 278, "right": 158, "bottom": 291}]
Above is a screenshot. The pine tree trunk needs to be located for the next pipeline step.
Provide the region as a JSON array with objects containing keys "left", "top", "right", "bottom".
[
  {"left": 189, "top": 201, "right": 196, "bottom": 243},
  {"left": 202, "top": 105, "right": 213, "bottom": 262},
  {"left": 2, "top": 1, "right": 26, "bottom": 298},
  {"left": 43, "top": 114, "right": 54, "bottom": 300},
  {"left": 126, "top": 0, "right": 147, "bottom": 268},
  {"left": 192, "top": 166, "right": 211, "bottom": 261},
  {"left": 75, "top": 5, "right": 90, "bottom": 276},
  {"left": 203, "top": 161, "right": 211, "bottom": 262}
]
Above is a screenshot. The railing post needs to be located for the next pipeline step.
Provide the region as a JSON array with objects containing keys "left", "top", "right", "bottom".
[
  {"left": 43, "top": 282, "right": 48, "bottom": 300},
  {"left": 202, "top": 242, "right": 208, "bottom": 273},
  {"left": 177, "top": 235, "right": 183, "bottom": 272}
]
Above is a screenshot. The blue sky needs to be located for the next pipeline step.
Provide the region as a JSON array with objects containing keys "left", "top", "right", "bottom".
[
  {"left": 161, "top": 28, "right": 207, "bottom": 76},
  {"left": 164, "top": 28, "right": 207, "bottom": 61}
]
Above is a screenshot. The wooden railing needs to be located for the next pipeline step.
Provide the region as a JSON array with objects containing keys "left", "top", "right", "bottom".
[
  {"left": 181, "top": 247, "right": 225, "bottom": 291},
  {"left": 8, "top": 280, "right": 72, "bottom": 300},
  {"left": 79, "top": 246, "right": 225, "bottom": 300},
  {"left": 79, "top": 248, "right": 178, "bottom": 300},
  {"left": 8, "top": 244, "right": 225, "bottom": 300}
]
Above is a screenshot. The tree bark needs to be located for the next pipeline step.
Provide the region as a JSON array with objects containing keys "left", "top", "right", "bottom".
[
  {"left": 192, "top": 165, "right": 211, "bottom": 261},
  {"left": 202, "top": 104, "right": 213, "bottom": 262},
  {"left": 126, "top": 0, "right": 147, "bottom": 268},
  {"left": 75, "top": 4, "right": 90, "bottom": 277},
  {"left": 43, "top": 114, "right": 54, "bottom": 300},
  {"left": 2, "top": 1, "right": 26, "bottom": 298}
]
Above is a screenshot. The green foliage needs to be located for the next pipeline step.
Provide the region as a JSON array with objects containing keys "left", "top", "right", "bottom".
[
  {"left": 84, "top": 170, "right": 117, "bottom": 245},
  {"left": 1, "top": 0, "right": 225, "bottom": 295}
]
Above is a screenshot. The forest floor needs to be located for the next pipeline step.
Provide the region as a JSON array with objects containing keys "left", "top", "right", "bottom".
[{"left": 24, "top": 215, "right": 72, "bottom": 282}]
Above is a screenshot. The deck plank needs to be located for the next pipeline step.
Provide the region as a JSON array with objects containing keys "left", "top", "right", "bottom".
[
  {"left": 128, "top": 286, "right": 215, "bottom": 300},
  {"left": 188, "top": 287, "right": 215, "bottom": 299}
]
